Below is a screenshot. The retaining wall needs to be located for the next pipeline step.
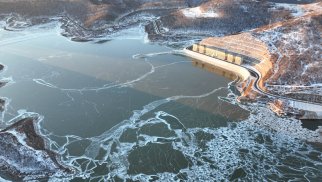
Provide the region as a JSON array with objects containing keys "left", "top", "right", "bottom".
[{"left": 183, "top": 49, "right": 250, "bottom": 81}]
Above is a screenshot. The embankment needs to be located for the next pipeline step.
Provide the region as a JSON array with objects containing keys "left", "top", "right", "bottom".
[{"left": 183, "top": 49, "right": 250, "bottom": 82}]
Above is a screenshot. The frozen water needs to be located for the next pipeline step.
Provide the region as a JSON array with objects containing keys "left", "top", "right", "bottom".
[{"left": 0, "top": 23, "right": 321, "bottom": 181}]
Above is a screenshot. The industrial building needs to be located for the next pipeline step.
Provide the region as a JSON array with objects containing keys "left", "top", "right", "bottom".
[{"left": 191, "top": 44, "right": 244, "bottom": 65}]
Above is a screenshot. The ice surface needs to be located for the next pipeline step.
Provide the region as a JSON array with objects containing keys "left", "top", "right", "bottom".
[{"left": 37, "top": 81, "right": 322, "bottom": 181}]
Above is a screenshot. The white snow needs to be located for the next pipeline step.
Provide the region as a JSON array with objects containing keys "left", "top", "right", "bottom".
[{"left": 181, "top": 7, "right": 219, "bottom": 18}]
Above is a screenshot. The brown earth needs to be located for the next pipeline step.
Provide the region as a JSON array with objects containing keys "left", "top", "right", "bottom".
[
  {"left": 145, "top": 0, "right": 310, "bottom": 42},
  {"left": 252, "top": 3, "right": 322, "bottom": 101},
  {"left": 0, "top": 0, "right": 189, "bottom": 40},
  {"left": 1, "top": 0, "right": 316, "bottom": 41},
  {"left": 194, "top": 2, "right": 321, "bottom": 103}
]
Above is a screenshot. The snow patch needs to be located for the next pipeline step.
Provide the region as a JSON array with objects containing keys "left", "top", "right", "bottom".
[{"left": 181, "top": 7, "right": 219, "bottom": 18}]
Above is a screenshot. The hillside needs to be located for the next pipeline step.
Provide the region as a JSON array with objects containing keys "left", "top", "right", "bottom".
[{"left": 253, "top": 4, "right": 322, "bottom": 103}]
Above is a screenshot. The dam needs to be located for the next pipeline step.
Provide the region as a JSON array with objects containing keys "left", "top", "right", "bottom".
[
  {"left": 184, "top": 46, "right": 251, "bottom": 82},
  {"left": 183, "top": 33, "right": 322, "bottom": 119}
]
